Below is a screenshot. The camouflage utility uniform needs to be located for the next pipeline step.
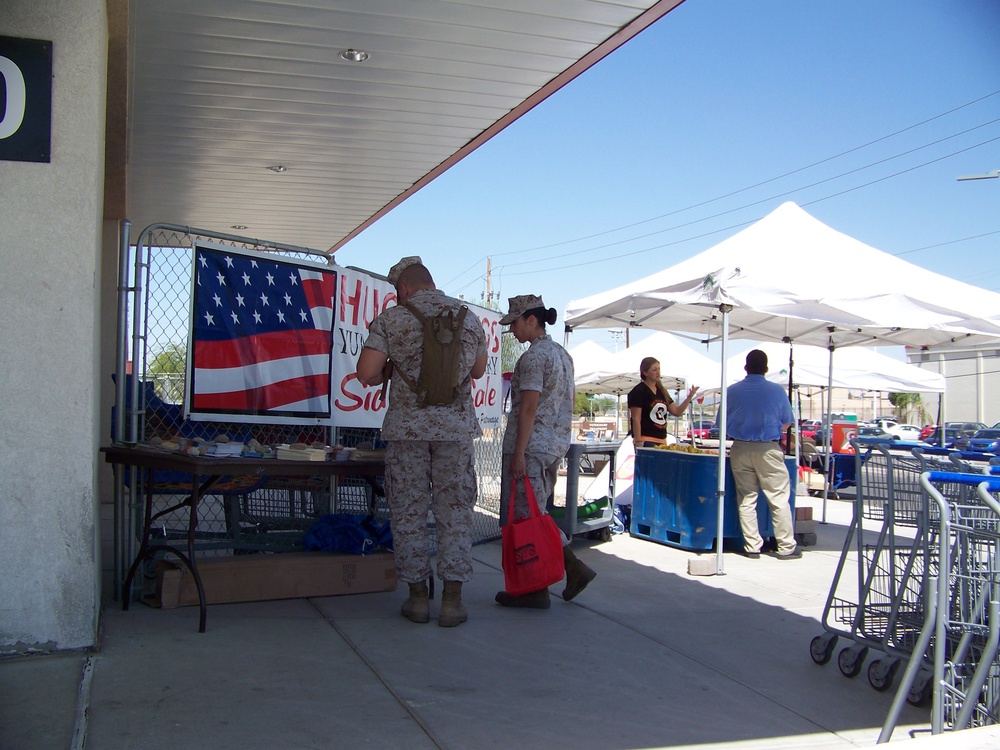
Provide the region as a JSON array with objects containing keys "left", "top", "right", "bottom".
[
  {"left": 501, "top": 333, "right": 575, "bottom": 540},
  {"left": 364, "top": 288, "right": 487, "bottom": 584}
]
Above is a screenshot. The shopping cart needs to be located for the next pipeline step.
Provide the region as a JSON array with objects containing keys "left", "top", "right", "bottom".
[
  {"left": 809, "top": 442, "right": 981, "bottom": 699},
  {"left": 879, "top": 471, "right": 1000, "bottom": 742}
]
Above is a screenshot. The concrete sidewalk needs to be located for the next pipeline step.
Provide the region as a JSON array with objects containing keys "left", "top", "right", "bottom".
[{"left": 3, "top": 495, "right": 999, "bottom": 749}]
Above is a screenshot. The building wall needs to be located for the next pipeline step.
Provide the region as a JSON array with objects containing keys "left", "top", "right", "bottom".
[
  {"left": 0, "top": 0, "right": 107, "bottom": 650},
  {"left": 908, "top": 347, "right": 1000, "bottom": 426}
]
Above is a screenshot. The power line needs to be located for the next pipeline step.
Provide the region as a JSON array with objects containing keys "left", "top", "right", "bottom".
[
  {"left": 894, "top": 229, "right": 1000, "bottom": 256},
  {"left": 494, "top": 91, "right": 1000, "bottom": 260},
  {"left": 499, "top": 131, "right": 1000, "bottom": 274},
  {"left": 442, "top": 90, "right": 1000, "bottom": 288}
]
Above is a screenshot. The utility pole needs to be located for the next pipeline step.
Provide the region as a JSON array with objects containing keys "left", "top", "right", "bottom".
[{"left": 483, "top": 257, "right": 492, "bottom": 307}]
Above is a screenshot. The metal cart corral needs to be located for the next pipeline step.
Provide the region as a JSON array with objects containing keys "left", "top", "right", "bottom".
[
  {"left": 879, "top": 470, "right": 1000, "bottom": 741},
  {"left": 809, "top": 443, "right": 973, "bottom": 696},
  {"left": 547, "top": 441, "right": 621, "bottom": 540}
]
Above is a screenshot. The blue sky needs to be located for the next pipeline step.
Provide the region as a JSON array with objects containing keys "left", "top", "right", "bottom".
[{"left": 340, "top": 0, "right": 1000, "bottom": 361}]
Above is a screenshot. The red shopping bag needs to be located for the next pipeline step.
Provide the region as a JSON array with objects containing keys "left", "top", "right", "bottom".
[{"left": 501, "top": 476, "right": 565, "bottom": 596}]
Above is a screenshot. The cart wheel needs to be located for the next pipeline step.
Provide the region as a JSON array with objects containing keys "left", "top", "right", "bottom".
[
  {"left": 599, "top": 526, "right": 612, "bottom": 543},
  {"left": 838, "top": 645, "right": 868, "bottom": 678},
  {"left": 907, "top": 670, "right": 933, "bottom": 706},
  {"left": 868, "top": 658, "right": 899, "bottom": 692},
  {"left": 810, "top": 633, "right": 838, "bottom": 665}
]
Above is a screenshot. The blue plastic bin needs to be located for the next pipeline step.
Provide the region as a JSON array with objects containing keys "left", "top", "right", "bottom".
[{"left": 630, "top": 449, "right": 797, "bottom": 551}]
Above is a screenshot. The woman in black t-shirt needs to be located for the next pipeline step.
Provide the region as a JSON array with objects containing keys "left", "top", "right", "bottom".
[{"left": 627, "top": 356, "right": 698, "bottom": 447}]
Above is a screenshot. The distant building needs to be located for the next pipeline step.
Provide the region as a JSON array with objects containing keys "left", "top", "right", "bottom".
[{"left": 907, "top": 345, "right": 1000, "bottom": 426}]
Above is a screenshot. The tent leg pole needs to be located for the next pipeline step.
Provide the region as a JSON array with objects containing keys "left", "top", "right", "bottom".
[
  {"left": 715, "top": 305, "right": 731, "bottom": 575},
  {"left": 822, "top": 345, "right": 835, "bottom": 524}
]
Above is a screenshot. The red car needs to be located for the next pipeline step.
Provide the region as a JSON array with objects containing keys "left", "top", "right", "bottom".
[
  {"left": 687, "top": 420, "right": 714, "bottom": 439},
  {"left": 799, "top": 420, "right": 821, "bottom": 440}
]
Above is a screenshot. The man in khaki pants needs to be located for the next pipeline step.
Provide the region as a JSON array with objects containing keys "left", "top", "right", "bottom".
[{"left": 719, "top": 350, "right": 800, "bottom": 560}]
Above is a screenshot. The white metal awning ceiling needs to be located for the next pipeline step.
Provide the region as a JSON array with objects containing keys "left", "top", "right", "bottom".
[{"left": 126, "top": 0, "right": 683, "bottom": 253}]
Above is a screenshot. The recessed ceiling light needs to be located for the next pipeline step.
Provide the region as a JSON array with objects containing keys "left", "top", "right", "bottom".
[
  {"left": 231, "top": 225, "right": 248, "bottom": 230},
  {"left": 339, "top": 48, "right": 370, "bottom": 63},
  {"left": 266, "top": 165, "right": 287, "bottom": 173}
]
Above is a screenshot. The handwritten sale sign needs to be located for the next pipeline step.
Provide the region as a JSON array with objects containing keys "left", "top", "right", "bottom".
[
  {"left": 330, "top": 264, "right": 502, "bottom": 430},
  {"left": 472, "top": 306, "right": 503, "bottom": 430}
]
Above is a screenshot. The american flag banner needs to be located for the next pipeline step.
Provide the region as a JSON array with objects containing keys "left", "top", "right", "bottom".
[{"left": 188, "top": 244, "right": 336, "bottom": 421}]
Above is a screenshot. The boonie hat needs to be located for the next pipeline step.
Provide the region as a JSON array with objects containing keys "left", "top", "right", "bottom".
[
  {"left": 500, "top": 294, "right": 545, "bottom": 325},
  {"left": 388, "top": 256, "right": 422, "bottom": 286}
]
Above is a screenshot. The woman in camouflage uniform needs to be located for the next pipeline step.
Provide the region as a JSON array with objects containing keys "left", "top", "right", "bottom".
[{"left": 495, "top": 294, "right": 596, "bottom": 609}]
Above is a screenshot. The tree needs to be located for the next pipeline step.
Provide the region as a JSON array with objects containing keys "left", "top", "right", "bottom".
[
  {"left": 501, "top": 333, "right": 527, "bottom": 375},
  {"left": 148, "top": 342, "right": 187, "bottom": 402},
  {"left": 888, "top": 392, "right": 924, "bottom": 424}
]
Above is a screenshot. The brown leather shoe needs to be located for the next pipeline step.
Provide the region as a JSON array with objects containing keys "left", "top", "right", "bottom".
[{"left": 494, "top": 589, "right": 551, "bottom": 609}]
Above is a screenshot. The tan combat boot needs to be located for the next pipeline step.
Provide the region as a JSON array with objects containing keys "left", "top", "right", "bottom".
[
  {"left": 438, "top": 580, "right": 468, "bottom": 627},
  {"left": 401, "top": 581, "right": 430, "bottom": 623}
]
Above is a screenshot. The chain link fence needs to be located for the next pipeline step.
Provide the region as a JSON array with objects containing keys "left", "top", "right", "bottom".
[{"left": 113, "top": 225, "right": 503, "bottom": 596}]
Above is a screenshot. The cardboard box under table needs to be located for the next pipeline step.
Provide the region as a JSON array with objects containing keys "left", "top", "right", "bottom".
[
  {"left": 631, "top": 448, "right": 796, "bottom": 551},
  {"left": 157, "top": 551, "right": 396, "bottom": 609}
]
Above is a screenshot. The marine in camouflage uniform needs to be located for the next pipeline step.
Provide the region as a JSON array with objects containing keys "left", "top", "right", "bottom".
[
  {"left": 357, "top": 257, "right": 487, "bottom": 626},
  {"left": 501, "top": 334, "right": 574, "bottom": 530},
  {"left": 496, "top": 294, "right": 596, "bottom": 609}
]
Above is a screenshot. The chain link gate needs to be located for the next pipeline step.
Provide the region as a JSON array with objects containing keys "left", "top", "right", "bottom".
[{"left": 111, "top": 223, "right": 502, "bottom": 599}]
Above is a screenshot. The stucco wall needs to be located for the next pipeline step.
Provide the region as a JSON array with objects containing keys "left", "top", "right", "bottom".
[{"left": 0, "top": 0, "right": 107, "bottom": 650}]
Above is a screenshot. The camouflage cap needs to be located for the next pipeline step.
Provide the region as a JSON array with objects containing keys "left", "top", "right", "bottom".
[
  {"left": 387, "top": 256, "right": 422, "bottom": 286},
  {"left": 499, "top": 294, "right": 545, "bottom": 325}
]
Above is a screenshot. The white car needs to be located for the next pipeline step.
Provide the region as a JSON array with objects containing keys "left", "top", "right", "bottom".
[{"left": 888, "top": 424, "right": 922, "bottom": 441}]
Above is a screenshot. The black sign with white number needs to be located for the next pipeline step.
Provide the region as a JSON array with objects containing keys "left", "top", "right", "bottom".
[{"left": 0, "top": 36, "right": 52, "bottom": 163}]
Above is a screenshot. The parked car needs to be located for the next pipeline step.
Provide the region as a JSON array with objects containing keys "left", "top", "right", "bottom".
[
  {"left": 856, "top": 425, "right": 893, "bottom": 441},
  {"left": 811, "top": 424, "right": 890, "bottom": 446},
  {"left": 872, "top": 418, "right": 899, "bottom": 432},
  {"left": 964, "top": 428, "right": 1000, "bottom": 454},
  {"left": 887, "top": 424, "right": 923, "bottom": 441},
  {"left": 799, "top": 420, "right": 821, "bottom": 439},
  {"left": 923, "top": 426, "right": 964, "bottom": 448},
  {"left": 687, "top": 419, "right": 714, "bottom": 440},
  {"left": 922, "top": 422, "right": 987, "bottom": 447}
]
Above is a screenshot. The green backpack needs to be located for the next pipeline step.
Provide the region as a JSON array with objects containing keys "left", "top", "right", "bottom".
[{"left": 392, "top": 302, "right": 469, "bottom": 407}]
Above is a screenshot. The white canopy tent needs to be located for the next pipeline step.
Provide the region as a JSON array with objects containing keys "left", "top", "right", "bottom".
[
  {"left": 730, "top": 342, "right": 947, "bottom": 394},
  {"left": 565, "top": 202, "right": 1000, "bottom": 573},
  {"left": 575, "top": 331, "right": 717, "bottom": 395},
  {"left": 567, "top": 340, "right": 617, "bottom": 389},
  {"left": 564, "top": 202, "right": 1000, "bottom": 351}
]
